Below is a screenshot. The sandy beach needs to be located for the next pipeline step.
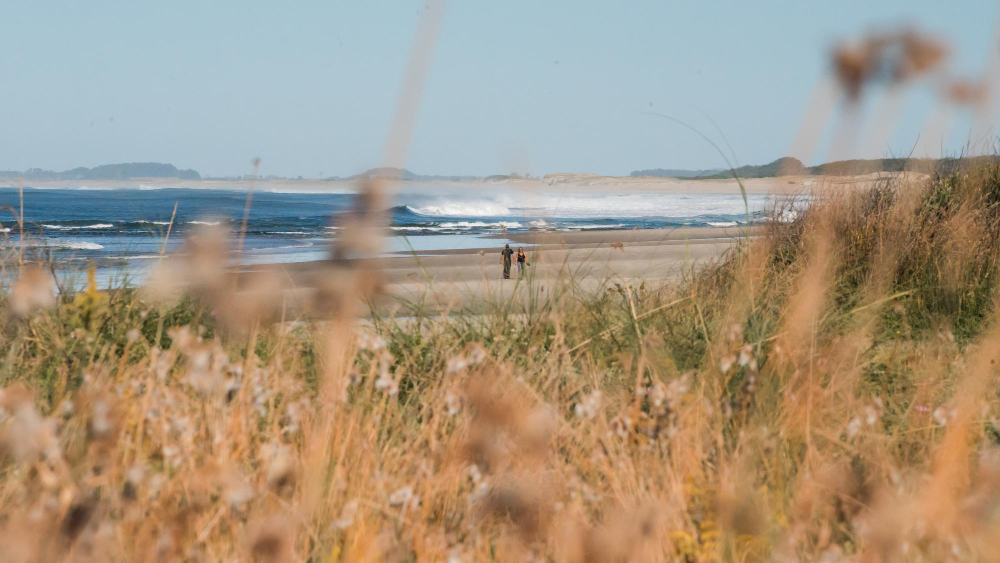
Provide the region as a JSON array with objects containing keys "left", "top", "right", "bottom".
[{"left": 244, "top": 225, "right": 747, "bottom": 317}]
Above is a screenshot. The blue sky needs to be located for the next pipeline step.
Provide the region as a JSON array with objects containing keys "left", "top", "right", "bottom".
[{"left": 1, "top": 1, "right": 997, "bottom": 177}]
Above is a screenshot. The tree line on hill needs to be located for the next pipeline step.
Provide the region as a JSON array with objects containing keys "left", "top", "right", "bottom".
[
  {"left": 631, "top": 156, "right": 991, "bottom": 179},
  {"left": 0, "top": 162, "right": 201, "bottom": 180}
]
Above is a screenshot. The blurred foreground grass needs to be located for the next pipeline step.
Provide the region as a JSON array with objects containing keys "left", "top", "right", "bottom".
[{"left": 2, "top": 159, "right": 1000, "bottom": 561}]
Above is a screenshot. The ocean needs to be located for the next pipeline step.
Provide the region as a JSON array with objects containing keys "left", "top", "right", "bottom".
[{"left": 0, "top": 184, "right": 779, "bottom": 286}]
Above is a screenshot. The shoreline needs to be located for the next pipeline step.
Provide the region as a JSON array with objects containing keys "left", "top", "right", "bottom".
[
  {"left": 3, "top": 172, "right": 909, "bottom": 196},
  {"left": 247, "top": 225, "right": 749, "bottom": 272}
]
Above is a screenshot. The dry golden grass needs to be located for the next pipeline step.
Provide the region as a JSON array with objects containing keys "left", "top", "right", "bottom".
[{"left": 2, "top": 156, "right": 1000, "bottom": 562}]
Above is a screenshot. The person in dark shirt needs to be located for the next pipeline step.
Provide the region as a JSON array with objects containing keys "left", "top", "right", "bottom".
[
  {"left": 516, "top": 247, "right": 528, "bottom": 276},
  {"left": 501, "top": 244, "right": 514, "bottom": 279}
]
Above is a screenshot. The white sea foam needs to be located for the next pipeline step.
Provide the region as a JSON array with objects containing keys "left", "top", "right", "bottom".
[
  {"left": 188, "top": 220, "right": 222, "bottom": 226},
  {"left": 401, "top": 192, "right": 774, "bottom": 220},
  {"left": 113, "top": 254, "right": 162, "bottom": 260},
  {"left": 248, "top": 242, "right": 314, "bottom": 251},
  {"left": 0, "top": 227, "right": 10, "bottom": 233},
  {"left": 500, "top": 193, "right": 772, "bottom": 219},
  {"left": 406, "top": 202, "right": 512, "bottom": 217},
  {"left": 438, "top": 221, "right": 522, "bottom": 229},
  {"left": 135, "top": 220, "right": 173, "bottom": 225},
  {"left": 43, "top": 223, "right": 114, "bottom": 230},
  {"left": 566, "top": 224, "right": 625, "bottom": 230},
  {"left": 391, "top": 226, "right": 440, "bottom": 231},
  {"left": 59, "top": 241, "right": 104, "bottom": 250},
  {"left": 706, "top": 221, "right": 739, "bottom": 227}
]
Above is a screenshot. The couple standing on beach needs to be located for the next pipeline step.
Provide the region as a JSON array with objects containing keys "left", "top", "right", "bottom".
[{"left": 501, "top": 244, "right": 527, "bottom": 279}]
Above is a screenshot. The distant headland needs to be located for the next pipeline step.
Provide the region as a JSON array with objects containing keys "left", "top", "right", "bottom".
[
  {"left": 0, "top": 162, "right": 201, "bottom": 181},
  {"left": 0, "top": 156, "right": 983, "bottom": 184}
]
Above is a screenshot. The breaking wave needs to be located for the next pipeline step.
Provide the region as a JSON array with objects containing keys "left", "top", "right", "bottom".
[
  {"left": 391, "top": 226, "right": 440, "bottom": 232},
  {"left": 438, "top": 221, "right": 522, "bottom": 229},
  {"left": 247, "top": 242, "right": 314, "bottom": 251},
  {"left": 404, "top": 202, "right": 512, "bottom": 217},
  {"left": 59, "top": 241, "right": 105, "bottom": 250},
  {"left": 42, "top": 223, "right": 114, "bottom": 230}
]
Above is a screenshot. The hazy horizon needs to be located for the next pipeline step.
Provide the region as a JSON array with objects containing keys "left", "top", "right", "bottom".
[{"left": 2, "top": 1, "right": 997, "bottom": 178}]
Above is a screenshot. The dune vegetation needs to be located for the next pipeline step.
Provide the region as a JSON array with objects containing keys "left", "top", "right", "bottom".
[{"left": 1, "top": 156, "right": 1000, "bottom": 562}]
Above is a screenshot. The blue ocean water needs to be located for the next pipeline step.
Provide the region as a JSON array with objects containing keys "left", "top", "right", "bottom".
[{"left": 0, "top": 186, "right": 774, "bottom": 273}]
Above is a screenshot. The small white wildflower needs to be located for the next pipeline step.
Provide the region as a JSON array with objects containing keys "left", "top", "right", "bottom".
[
  {"left": 227, "top": 483, "right": 254, "bottom": 509},
  {"left": 446, "top": 356, "right": 469, "bottom": 375},
  {"left": 469, "top": 480, "right": 490, "bottom": 504},
  {"left": 933, "top": 407, "right": 950, "bottom": 426},
  {"left": 847, "top": 417, "right": 861, "bottom": 438},
  {"left": 389, "top": 485, "right": 414, "bottom": 506},
  {"left": 333, "top": 500, "right": 358, "bottom": 530},
  {"left": 864, "top": 406, "right": 878, "bottom": 425},
  {"left": 155, "top": 353, "right": 171, "bottom": 381},
  {"left": 90, "top": 399, "right": 113, "bottom": 437},
  {"left": 648, "top": 383, "right": 667, "bottom": 409},
  {"left": 738, "top": 344, "right": 753, "bottom": 368},
  {"left": 445, "top": 391, "right": 461, "bottom": 416},
  {"left": 468, "top": 346, "right": 486, "bottom": 364},
  {"left": 127, "top": 329, "right": 141, "bottom": 343},
  {"left": 468, "top": 464, "right": 482, "bottom": 483},
  {"left": 720, "top": 354, "right": 736, "bottom": 373},
  {"left": 374, "top": 371, "right": 398, "bottom": 396},
  {"left": 574, "top": 390, "right": 602, "bottom": 420},
  {"left": 581, "top": 484, "right": 602, "bottom": 504}
]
